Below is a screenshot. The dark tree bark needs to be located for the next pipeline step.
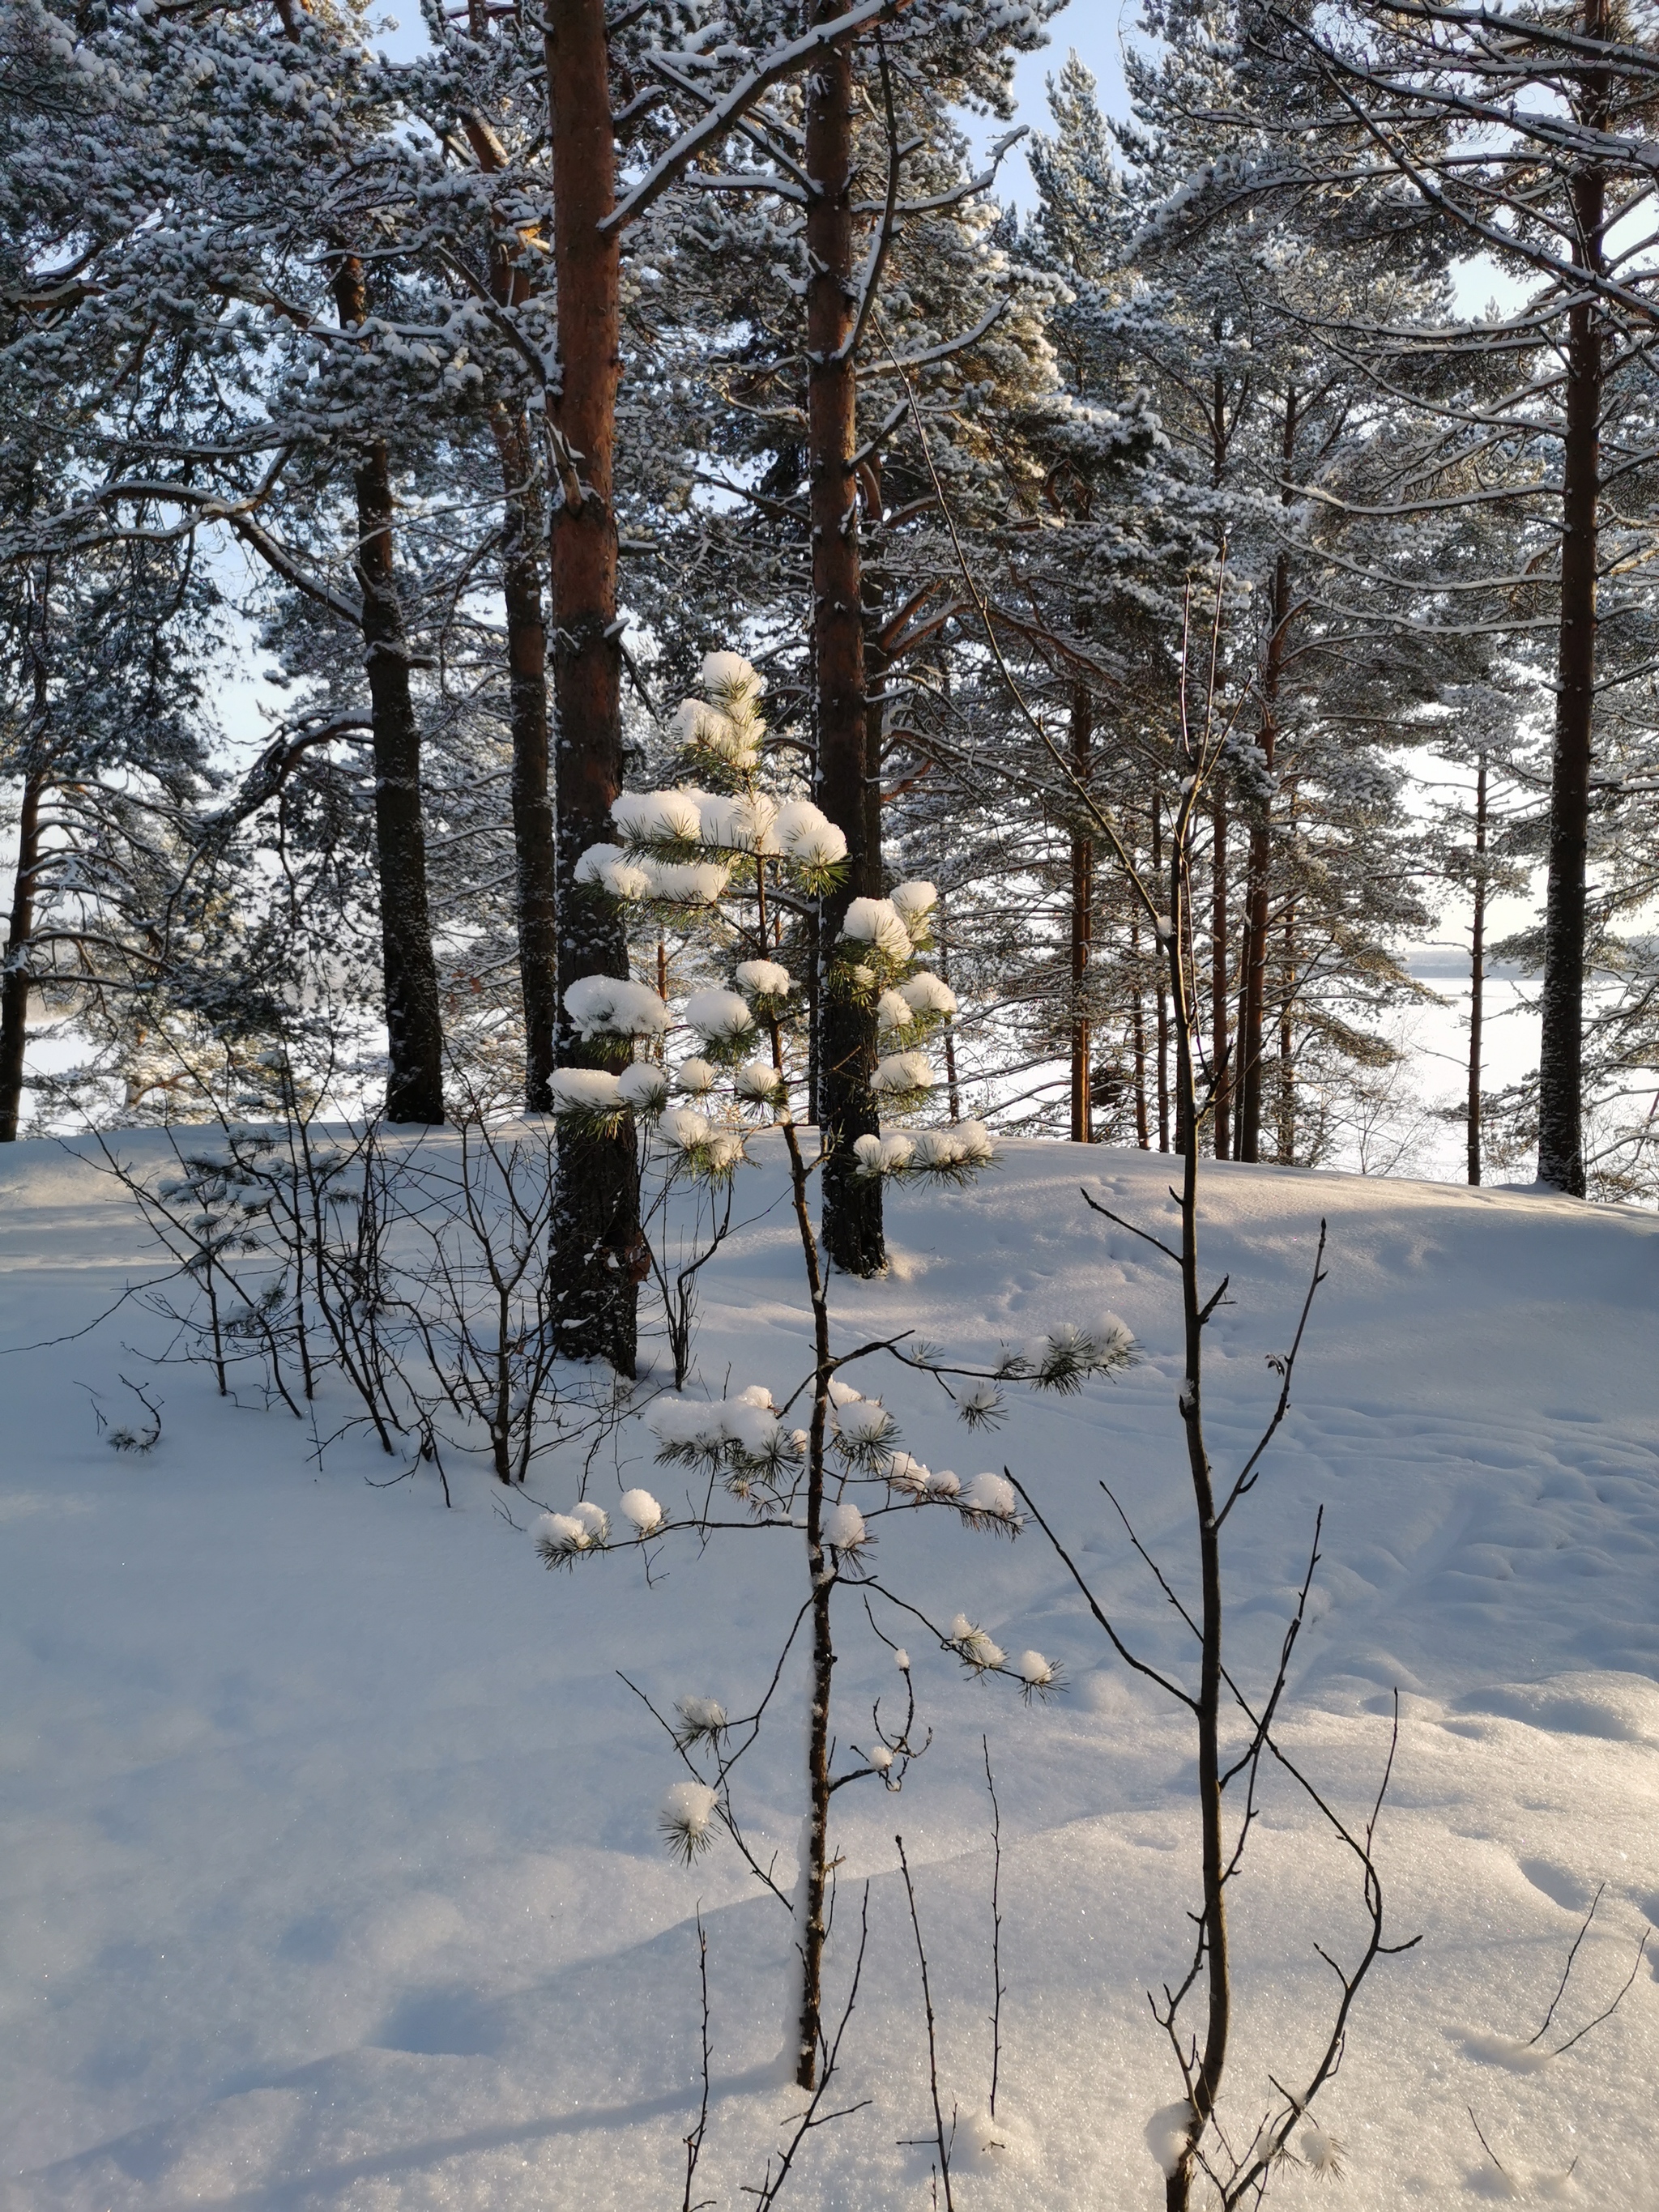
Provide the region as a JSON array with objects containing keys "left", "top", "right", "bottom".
[
  {"left": 1209, "top": 782, "right": 1230, "bottom": 1158},
  {"left": 1153, "top": 802, "right": 1171, "bottom": 1152},
  {"left": 543, "top": 0, "right": 642, "bottom": 1369},
  {"left": 1468, "top": 751, "right": 1488, "bottom": 1187},
  {"left": 1068, "top": 681, "right": 1094, "bottom": 1144},
  {"left": 1237, "top": 387, "right": 1297, "bottom": 1163},
  {"left": 810, "top": 21, "right": 884, "bottom": 1276},
  {"left": 0, "top": 768, "right": 43, "bottom": 1143},
  {"left": 493, "top": 405, "right": 559, "bottom": 1111},
  {"left": 459, "top": 106, "right": 560, "bottom": 1113},
  {"left": 1277, "top": 893, "right": 1296, "bottom": 1165},
  {"left": 1239, "top": 552, "right": 1291, "bottom": 1167},
  {"left": 335, "top": 263, "right": 446, "bottom": 1127},
  {"left": 1537, "top": 26, "right": 1606, "bottom": 1196},
  {"left": 1130, "top": 910, "right": 1149, "bottom": 1148}
]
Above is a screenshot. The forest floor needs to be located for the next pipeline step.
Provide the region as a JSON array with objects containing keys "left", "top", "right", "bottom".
[{"left": 2, "top": 1132, "right": 1657, "bottom": 2210}]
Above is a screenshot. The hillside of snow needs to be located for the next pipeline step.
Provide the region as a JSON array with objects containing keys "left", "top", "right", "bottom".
[{"left": 2, "top": 1132, "right": 1657, "bottom": 2210}]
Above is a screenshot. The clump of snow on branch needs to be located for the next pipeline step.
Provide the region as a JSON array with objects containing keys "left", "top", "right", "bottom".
[
  {"left": 682, "top": 987, "right": 756, "bottom": 1050},
  {"left": 825, "top": 1499, "right": 868, "bottom": 1551},
  {"left": 841, "top": 896, "right": 913, "bottom": 965},
  {"left": 564, "top": 974, "right": 670, "bottom": 1046},
  {"left": 949, "top": 1614, "right": 1007, "bottom": 1672},
  {"left": 674, "top": 1695, "right": 727, "bottom": 1743},
  {"left": 735, "top": 957, "right": 791, "bottom": 1002},
  {"left": 535, "top": 1501, "right": 609, "bottom": 1568},
  {"left": 658, "top": 1779, "right": 718, "bottom": 1863},
  {"left": 617, "top": 1488, "right": 664, "bottom": 1536}
]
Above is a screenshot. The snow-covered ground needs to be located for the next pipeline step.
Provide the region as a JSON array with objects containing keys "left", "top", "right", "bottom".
[{"left": 2, "top": 1133, "right": 1657, "bottom": 2210}]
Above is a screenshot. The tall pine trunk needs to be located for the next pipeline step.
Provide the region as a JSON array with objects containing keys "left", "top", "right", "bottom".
[
  {"left": 460, "top": 104, "right": 560, "bottom": 1114},
  {"left": 1154, "top": 802, "right": 1171, "bottom": 1151},
  {"left": 1209, "top": 783, "right": 1230, "bottom": 1157},
  {"left": 543, "top": 0, "right": 642, "bottom": 1369},
  {"left": 1238, "top": 386, "right": 1296, "bottom": 1165},
  {"left": 493, "top": 404, "right": 559, "bottom": 1111},
  {"left": 1468, "top": 752, "right": 1487, "bottom": 1186},
  {"left": 335, "top": 263, "right": 446, "bottom": 1127},
  {"left": 1068, "top": 681, "right": 1094, "bottom": 1144},
  {"left": 1537, "top": 29, "right": 1606, "bottom": 1196},
  {"left": 0, "top": 767, "right": 43, "bottom": 1142},
  {"left": 810, "top": 23, "right": 884, "bottom": 1276}
]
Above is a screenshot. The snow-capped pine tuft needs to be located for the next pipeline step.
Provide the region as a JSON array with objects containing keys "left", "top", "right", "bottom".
[
  {"left": 839, "top": 896, "right": 912, "bottom": 963},
  {"left": 658, "top": 1779, "right": 719, "bottom": 1863},
  {"left": 870, "top": 1051, "right": 936, "bottom": 1102},
  {"left": 884, "top": 1451, "right": 931, "bottom": 1494},
  {"left": 565, "top": 974, "right": 672, "bottom": 1043},
  {"left": 899, "top": 970, "right": 957, "bottom": 1017},
  {"left": 675, "top": 1058, "right": 718, "bottom": 1095},
  {"left": 923, "top": 1467, "right": 961, "bottom": 1497},
  {"left": 674, "top": 1695, "right": 727, "bottom": 1742},
  {"left": 825, "top": 1500, "right": 868, "bottom": 1550},
  {"left": 949, "top": 1613, "right": 1006, "bottom": 1672},
  {"left": 1296, "top": 2122, "right": 1346, "bottom": 2179},
  {"left": 735, "top": 958, "right": 792, "bottom": 1001},
  {"left": 683, "top": 987, "right": 756, "bottom": 1046},
  {"left": 831, "top": 1397, "right": 898, "bottom": 1467},
  {"left": 733, "top": 1060, "right": 785, "bottom": 1103},
  {"left": 958, "top": 1379, "right": 1004, "bottom": 1429},
  {"left": 826, "top": 1376, "right": 862, "bottom": 1406},
  {"left": 875, "top": 988, "right": 914, "bottom": 1034},
  {"left": 853, "top": 1131, "right": 915, "bottom": 1177},
  {"left": 772, "top": 799, "right": 847, "bottom": 868},
  {"left": 548, "top": 1068, "right": 623, "bottom": 1115},
  {"left": 888, "top": 879, "right": 937, "bottom": 925},
  {"left": 616, "top": 1062, "right": 669, "bottom": 1114},
  {"left": 535, "top": 1510, "right": 607, "bottom": 1567},
  {"left": 1014, "top": 1648, "right": 1060, "bottom": 1700},
  {"left": 617, "top": 1488, "right": 663, "bottom": 1536}
]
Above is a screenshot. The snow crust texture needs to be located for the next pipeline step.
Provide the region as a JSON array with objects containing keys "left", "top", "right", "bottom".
[{"left": 2, "top": 1136, "right": 1657, "bottom": 2209}]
